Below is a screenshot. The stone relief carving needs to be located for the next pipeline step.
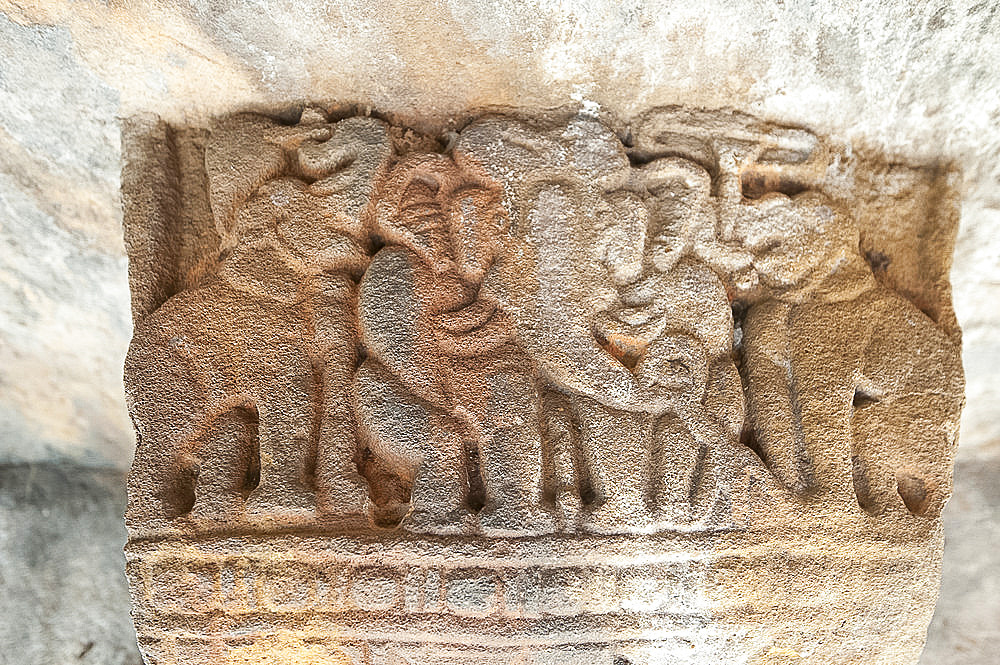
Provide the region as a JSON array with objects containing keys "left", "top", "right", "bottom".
[
  {"left": 126, "top": 112, "right": 391, "bottom": 528},
  {"left": 122, "top": 106, "right": 964, "bottom": 665},
  {"left": 354, "top": 153, "right": 549, "bottom": 534},
  {"left": 455, "top": 116, "right": 751, "bottom": 533}
]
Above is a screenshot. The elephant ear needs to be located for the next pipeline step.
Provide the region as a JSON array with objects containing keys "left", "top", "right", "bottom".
[
  {"left": 303, "top": 117, "right": 393, "bottom": 237},
  {"left": 454, "top": 117, "right": 613, "bottom": 329},
  {"left": 124, "top": 114, "right": 289, "bottom": 325},
  {"left": 207, "top": 112, "right": 395, "bottom": 245},
  {"left": 456, "top": 117, "right": 654, "bottom": 409},
  {"left": 358, "top": 248, "right": 445, "bottom": 407}
]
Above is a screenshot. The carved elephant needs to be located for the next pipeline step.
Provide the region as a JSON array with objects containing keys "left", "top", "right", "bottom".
[
  {"left": 733, "top": 191, "right": 964, "bottom": 518},
  {"left": 352, "top": 155, "right": 552, "bottom": 535},
  {"left": 125, "top": 114, "right": 391, "bottom": 530},
  {"left": 454, "top": 117, "right": 746, "bottom": 532}
]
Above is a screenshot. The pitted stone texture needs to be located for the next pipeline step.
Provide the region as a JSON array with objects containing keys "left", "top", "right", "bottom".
[
  {"left": 126, "top": 521, "right": 940, "bottom": 665},
  {"left": 123, "top": 109, "right": 962, "bottom": 664},
  {"left": 1, "top": 5, "right": 998, "bottom": 663},
  {"left": 125, "top": 112, "right": 392, "bottom": 530},
  {"left": 456, "top": 112, "right": 962, "bottom": 525}
]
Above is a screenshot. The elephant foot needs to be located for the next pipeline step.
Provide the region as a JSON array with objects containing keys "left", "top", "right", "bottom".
[
  {"left": 655, "top": 483, "right": 720, "bottom": 527},
  {"left": 651, "top": 496, "right": 716, "bottom": 530},
  {"left": 189, "top": 492, "right": 246, "bottom": 524},
  {"left": 404, "top": 506, "right": 475, "bottom": 536},
  {"left": 316, "top": 480, "right": 371, "bottom": 521}
]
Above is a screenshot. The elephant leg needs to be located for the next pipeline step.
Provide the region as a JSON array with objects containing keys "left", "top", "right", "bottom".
[
  {"left": 124, "top": 340, "right": 203, "bottom": 531},
  {"left": 787, "top": 302, "right": 858, "bottom": 501},
  {"left": 316, "top": 359, "right": 370, "bottom": 518},
  {"left": 313, "top": 289, "right": 369, "bottom": 519},
  {"left": 190, "top": 405, "right": 260, "bottom": 521},
  {"left": 652, "top": 411, "right": 716, "bottom": 526},
  {"left": 354, "top": 361, "right": 468, "bottom": 534},
  {"left": 539, "top": 388, "right": 583, "bottom": 528},
  {"left": 408, "top": 420, "right": 471, "bottom": 534},
  {"left": 851, "top": 308, "right": 963, "bottom": 519},
  {"left": 741, "top": 302, "right": 815, "bottom": 493},
  {"left": 573, "top": 396, "right": 653, "bottom": 533},
  {"left": 247, "top": 352, "right": 318, "bottom": 516},
  {"left": 476, "top": 370, "right": 554, "bottom": 535},
  {"left": 703, "top": 356, "right": 746, "bottom": 445},
  {"left": 852, "top": 393, "right": 956, "bottom": 519},
  {"left": 127, "top": 424, "right": 198, "bottom": 529}
]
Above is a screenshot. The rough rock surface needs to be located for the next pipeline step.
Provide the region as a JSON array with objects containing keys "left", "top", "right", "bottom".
[
  {"left": 3, "top": 460, "right": 990, "bottom": 664},
  {"left": 0, "top": 0, "right": 996, "bottom": 467},
  {"left": 0, "top": 1, "right": 997, "bottom": 663}
]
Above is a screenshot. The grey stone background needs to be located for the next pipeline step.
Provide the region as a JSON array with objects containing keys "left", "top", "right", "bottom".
[{"left": 0, "top": 1, "right": 996, "bottom": 663}]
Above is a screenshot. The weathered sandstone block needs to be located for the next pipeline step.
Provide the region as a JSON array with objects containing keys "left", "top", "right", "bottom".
[{"left": 122, "top": 106, "right": 963, "bottom": 664}]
